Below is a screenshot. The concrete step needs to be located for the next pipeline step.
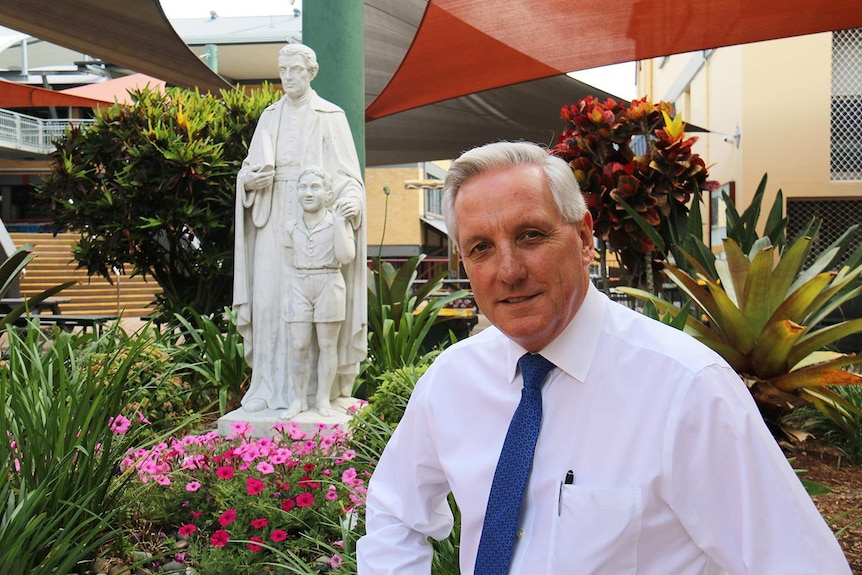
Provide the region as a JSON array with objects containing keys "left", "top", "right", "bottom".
[{"left": 10, "top": 232, "right": 162, "bottom": 317}]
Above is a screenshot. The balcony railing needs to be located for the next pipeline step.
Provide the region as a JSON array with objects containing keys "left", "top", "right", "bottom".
[{"left": 0, "top": 108, "right": 94, "bottom": 155}]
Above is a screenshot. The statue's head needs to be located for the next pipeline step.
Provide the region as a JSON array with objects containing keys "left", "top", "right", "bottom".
[{"left": 278, "top": 44, "right": 320, "bottom": 75}]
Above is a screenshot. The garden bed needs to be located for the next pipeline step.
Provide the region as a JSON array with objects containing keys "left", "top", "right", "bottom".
[{"left": 785, "top": 445, "right": 862, "bottom": 573}]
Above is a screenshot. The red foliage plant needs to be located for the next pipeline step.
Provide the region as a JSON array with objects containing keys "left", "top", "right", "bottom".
[{"left": 552, "top": 96, "right": 718, "bottom": 287}]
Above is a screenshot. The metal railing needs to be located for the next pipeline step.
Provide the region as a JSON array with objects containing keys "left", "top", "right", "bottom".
[{"left": 0, "top": 108, "right": 94, "bottom": 155}]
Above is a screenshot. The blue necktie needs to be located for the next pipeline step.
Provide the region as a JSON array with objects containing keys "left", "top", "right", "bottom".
[{"left": 474, "top": 352, "right": 555, "bottom": 575}]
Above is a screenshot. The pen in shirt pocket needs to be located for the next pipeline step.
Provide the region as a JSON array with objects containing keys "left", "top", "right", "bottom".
[{"left": 557, "top": 469, "right": 575, "bottom": 515}]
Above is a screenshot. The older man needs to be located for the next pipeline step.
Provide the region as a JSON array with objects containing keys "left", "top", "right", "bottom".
[
  {"left": 233, "top": 43, "right": 366, "bottom": 418},
  {"left": 357, "top": 141, "right": 850, "bottom": 574}
]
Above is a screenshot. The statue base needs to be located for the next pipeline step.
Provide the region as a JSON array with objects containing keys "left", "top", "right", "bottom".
[{"left": 217, "top": 396, "right": 362, "bottom": 438}]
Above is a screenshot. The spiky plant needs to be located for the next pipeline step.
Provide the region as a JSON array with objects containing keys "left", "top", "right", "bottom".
[{"left": 620, "top": 229, "right": 862, "bottom": 425}]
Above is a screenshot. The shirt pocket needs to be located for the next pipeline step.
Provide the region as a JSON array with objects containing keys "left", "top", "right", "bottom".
[{"left": 549, "top": 485, "right": 643, "bottom": 575}]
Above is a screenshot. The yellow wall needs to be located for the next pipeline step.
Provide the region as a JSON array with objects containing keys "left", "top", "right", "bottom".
[
  {"left": 364, "top": 165, "right": 425, "bottom": 246},
  {"left": 639, "top": 32, "right": 862, "bottom": 233}
]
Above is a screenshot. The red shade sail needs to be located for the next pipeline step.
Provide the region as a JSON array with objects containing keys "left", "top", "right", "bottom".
[
  {"left": 366, "top": 0, "right": 862, "bottom": 119},
  {"left": 0, "top": 79, "right": 111, "bottom": 108}
]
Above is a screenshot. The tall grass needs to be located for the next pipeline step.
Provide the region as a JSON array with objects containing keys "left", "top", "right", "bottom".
[{"left": 0, "top": 323, "right": 183, "bottom": 573}]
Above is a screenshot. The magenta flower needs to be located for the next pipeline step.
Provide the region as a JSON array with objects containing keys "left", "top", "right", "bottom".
[
  {"left": 211, "top": 529, "right": 230, "bottom": 547},
  {"left": 230, "top": 421, "right": 253, "bottom": 437},
  {"left": 178, "top": 523, "right": 197, "bottom": 537},
  {"left": 246, "top": 477, "right": 265, "bottom": 495},
  {"left": 218, "top": 508, "right": 236, "bottom": 527},
  {"left": 330, "top": 553, "right": 343, "bottom": 569},
  {"left": 216, "top": 466, "right": 235, "bottom": 480},
  {"left": 109, "top": 414, "right": 131, "bottom": 435},
  {"left": 271, "top": 529, "right": 288, "bottom": 542},
  {"left": 248, "top": 536, "right": 265, "bottom": 552},
  {"left": 250, "top": 517, "right": 268, "bottom": 529},
  {"left": 281, "top": 498, "right": 295, "bottom": 512},
  {"left": 296, "top": 492, "right": 315, "bottom": 507}
]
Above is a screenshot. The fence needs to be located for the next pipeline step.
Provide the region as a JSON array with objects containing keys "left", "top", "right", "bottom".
[{"left": 0, "top": 108, "right": 93, "bottom": 154}]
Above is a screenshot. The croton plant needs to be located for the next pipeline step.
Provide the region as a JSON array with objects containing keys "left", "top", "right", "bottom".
[{"left": 552, "top": 96, "right": 718, "bottom": 289}]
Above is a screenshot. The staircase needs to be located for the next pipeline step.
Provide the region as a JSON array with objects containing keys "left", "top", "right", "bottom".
[{"left": 10, "top": 232, "right": 161, "bottom": 317}]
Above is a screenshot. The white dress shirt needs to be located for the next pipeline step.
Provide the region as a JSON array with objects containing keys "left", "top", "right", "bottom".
[{"left": 357, "top": 285, "right": 850, "bottom": 575}]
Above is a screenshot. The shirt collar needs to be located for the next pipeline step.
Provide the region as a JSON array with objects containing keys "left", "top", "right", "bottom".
[{"left": 504, "top": 283, "right": 606, "bottom": 384}]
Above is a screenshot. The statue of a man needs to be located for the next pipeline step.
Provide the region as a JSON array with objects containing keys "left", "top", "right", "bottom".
[{"left": 233, "top": 43, "right": 367, "bottom": 416}]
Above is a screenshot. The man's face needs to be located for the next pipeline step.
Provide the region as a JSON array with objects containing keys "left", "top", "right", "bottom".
[
  {"left": 455, "top": 164, "right": 594, "bottom": 352},
  {"left": 298, "top": 173, "right": 329, "bottom": 213},
  {"left": 278, "top": 54, "right": 313, "bottom": 99}
]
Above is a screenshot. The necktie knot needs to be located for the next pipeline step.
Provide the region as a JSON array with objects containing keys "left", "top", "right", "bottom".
[{"left": 518, "top": 353, "right": 555, "bottom": 390}]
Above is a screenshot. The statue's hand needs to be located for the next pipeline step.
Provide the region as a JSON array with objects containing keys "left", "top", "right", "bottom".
[
  {"left": 334, "top": 197, "right": 361, "bottom": 220},
  {"left": 244, "top": 164, "right": 275, "bottom": 191}
]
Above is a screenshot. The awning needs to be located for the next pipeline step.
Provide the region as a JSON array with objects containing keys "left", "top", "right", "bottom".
[
  {"left": 0, "top": 78, "right": 111, "bottom": 108},
  {"left": 366, "top": 0, "right": 862, "bottom": 119},
  {"left": 420, "top": 215, "right": 448, "bottom": 236},
  {"left": 1, "top": 0, "right": 861, "bottom": 164},
  {"left": 61, "top": 74, "right": 166, "bottom": 105}
]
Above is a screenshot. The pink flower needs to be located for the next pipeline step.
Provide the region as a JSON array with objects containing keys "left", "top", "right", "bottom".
[
  {"left": 218, "top": 508, "right": 236, "bottom": 527},
  {"left": 330, "top": 554, "right": 343, "bottom": 569},
  {"left": 216, "top": 466, "right": 235, "bottom": 480},
  {"left": 178, "top": 524, "right": 197, "bottom": 537},
  {"left": 230, "top": 421, "right": 253, "bottom": 437},
  {"left": 271, "top": 529, "right": 288, "bottom": 542},
  {"left": 211, "top": 529, "right": 230, "bottom": 547},
  {"left": 271, "top": 422, "right": 288, "bottom": 433},
  {"left": 342, "top": 449, "right": 356, "bottom": 461},
  {"left": 248, "top": 536, "right": 264, "bottom": 552},
  {"left": 326, "top": 486, "right": 338, "bottom": 501},
  {"left": 296, "top": 492, "right": 315, "bottom": 507},
  {"left": 246, "top": 477, "right": 265, "bottom": 495},
  {"left": 250, "top": 517, "right": 268, "bottom": 529},
  {"left": 185, "top": 481, "right": 201, "bottom": 492},
  {"left": 109, "top": 414, "right": 131, "bottom": 435},
  {"left": 342, "top": 467, "right": 359, "bottom": 487},
  {"left": 256, "top": 461, "right": 275, "bottom": 475}
]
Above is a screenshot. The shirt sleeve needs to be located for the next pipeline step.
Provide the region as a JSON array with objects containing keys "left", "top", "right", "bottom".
[
  {"left": 664, "top": 363, "right": 851, "bottom": 575},
  {"left": 357, "top": 376, "right": 455, "bottom": 575}
]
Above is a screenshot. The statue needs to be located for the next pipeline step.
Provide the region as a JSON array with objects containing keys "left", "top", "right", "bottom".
[
  {"left": 284, "top": 166, "right": 356, "bottom": 418},
  {"left": 233, "top": 43, "right": 367, "bottom": 418}
]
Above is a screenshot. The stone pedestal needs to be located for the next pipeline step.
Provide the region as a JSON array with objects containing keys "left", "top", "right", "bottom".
[{"left": 217, "top": 396, "right": 362, "bottom": 438}]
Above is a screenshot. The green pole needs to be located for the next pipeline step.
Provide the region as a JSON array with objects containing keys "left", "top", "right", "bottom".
[{"left": 302, "top": 1, "right": 365, "bottom": 173}]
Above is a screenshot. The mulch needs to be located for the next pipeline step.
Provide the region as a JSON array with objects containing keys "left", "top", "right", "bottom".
[{"left": 783, "top": 444, "right": 862, "bottom": 573}]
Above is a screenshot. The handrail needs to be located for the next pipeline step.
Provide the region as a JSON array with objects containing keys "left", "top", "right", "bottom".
[{"left": 0, "top": 108, "right": 94, "bottom": 154}]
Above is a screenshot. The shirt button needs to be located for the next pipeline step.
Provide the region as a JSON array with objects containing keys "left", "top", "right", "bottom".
[{"left": 516, "top": 528, "right": 526, "bottom": 540}]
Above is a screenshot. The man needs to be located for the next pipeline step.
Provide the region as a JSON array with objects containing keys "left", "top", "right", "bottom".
[
  {"left": 233, "top": 43, "right": 366, "bottom": 417},
  {"left": 357, "top": 141, "right": 850, "bottom": 574}
]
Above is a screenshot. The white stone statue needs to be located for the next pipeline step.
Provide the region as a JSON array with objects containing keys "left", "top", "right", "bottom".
[
  {"left": 233, "top": 43, "right": 367, "bottom": 418},
  {"left": 284, "top": 166, "right": 356, "bottom": 418}
]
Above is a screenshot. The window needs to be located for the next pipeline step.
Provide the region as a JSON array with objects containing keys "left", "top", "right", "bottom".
[
  {"left": 831, "top": 28, "right": 862, "bottom": 180},
  {"left": 786, "top": 198, "right": 862, "bottom": 268}
]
